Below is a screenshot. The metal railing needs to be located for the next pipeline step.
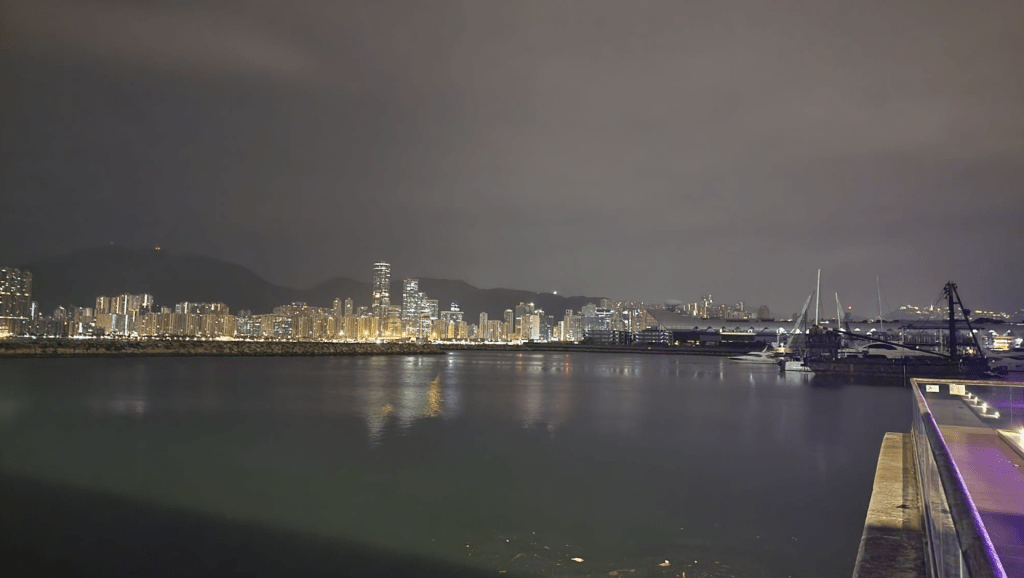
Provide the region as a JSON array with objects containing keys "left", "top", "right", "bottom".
[{"left": 910, "top": 378, "right": 1007, "bottom": 578}]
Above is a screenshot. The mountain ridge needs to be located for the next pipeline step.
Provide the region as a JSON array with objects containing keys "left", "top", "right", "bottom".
[{"left": 19, "top": 247, "right": 605, "bottom": 319}]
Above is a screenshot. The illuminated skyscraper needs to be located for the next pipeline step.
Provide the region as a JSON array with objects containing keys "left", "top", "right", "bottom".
[
  {"left": 478, "top": 312, "right": 488, "bottom": 340},
  {"left": 0, "top": 267, "right": 32, "bottom": 336},
  {"left": 449, "top": 303, "right": 463, "bottom": 325},
  {"left": 371, "top": 262, "right": 391, "bottom": 328},
  {"left": 425, "top": 299, "right": 439, "bottom": 320},
  {"left": 402, "top": 279, "right": 421, "bottom": 322}
]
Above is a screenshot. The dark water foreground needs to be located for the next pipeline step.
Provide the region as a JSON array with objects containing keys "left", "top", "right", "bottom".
[{"left": 0, "top": 352, "right": 910, "bottom": 577}]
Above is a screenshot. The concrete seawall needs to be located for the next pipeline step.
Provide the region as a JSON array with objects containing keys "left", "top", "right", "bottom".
[
  {"left": 0, "top": 339, "right": 445, "bottom": 357},
  {"left": 852, "top": 432, "right": 926, "bottom": 578}
]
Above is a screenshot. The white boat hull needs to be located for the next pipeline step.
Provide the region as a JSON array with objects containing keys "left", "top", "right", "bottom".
[{"left": 782, "top": 360, "right": 812, "bottom": 372}]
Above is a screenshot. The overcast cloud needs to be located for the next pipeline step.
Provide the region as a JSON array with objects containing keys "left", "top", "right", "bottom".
[{"left": 2, "top": 0, "right": 1022, "bottom": 315}]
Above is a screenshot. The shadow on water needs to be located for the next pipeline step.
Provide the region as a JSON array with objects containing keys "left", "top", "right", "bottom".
[
  {"left": 0, "top": 470, "right": 528, "bottom": 578},
  {"left": 808, "top": 374, "right": 909, "bottom": 390}
]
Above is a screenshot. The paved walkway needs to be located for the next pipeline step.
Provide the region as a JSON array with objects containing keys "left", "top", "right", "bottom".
[{"left": 929, "top": 397, "right": 1024, "bottom": 577}]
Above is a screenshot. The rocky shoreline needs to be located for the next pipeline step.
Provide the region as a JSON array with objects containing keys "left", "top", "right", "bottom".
[{"left": 0, "top": 339, "right": 446, "bottom": 358}]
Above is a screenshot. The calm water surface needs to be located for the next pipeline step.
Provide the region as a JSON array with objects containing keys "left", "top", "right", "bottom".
[{"left": 0, "top": 352, "right": 910, "bottom": 577}]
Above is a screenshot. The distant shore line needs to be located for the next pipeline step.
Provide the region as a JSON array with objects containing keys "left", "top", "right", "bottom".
[
  {"left": 451, "top": 343, "right": 757, "bottom": 356},
  {"left": 0, "top": 339, "right": 758, "bottom": 358},
  {"left": 0, "top": 339, "right": 445, "bottom": 358}
]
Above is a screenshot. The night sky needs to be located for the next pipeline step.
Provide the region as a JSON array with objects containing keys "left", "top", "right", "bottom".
[{"left": 2, "top": 0, "right": 1022, "bottom": 315}]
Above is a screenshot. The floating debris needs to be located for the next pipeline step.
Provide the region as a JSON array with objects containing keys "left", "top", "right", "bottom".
[
  {"left": 571, "top": 557, "right": 585, "bottom": 563},
  {"left": 658, "top": 560, "right": 670, "bottom": 567}
]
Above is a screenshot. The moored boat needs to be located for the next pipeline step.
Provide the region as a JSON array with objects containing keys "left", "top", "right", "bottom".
[
  {"left": 781, "top": 359, "right": 813, "bottom": 372},
  {"left": 803, "top": 282, "right": 991, "bottom": 378},
  {"left": 728, "top": 347, "right": 780, "bottom": 364}
]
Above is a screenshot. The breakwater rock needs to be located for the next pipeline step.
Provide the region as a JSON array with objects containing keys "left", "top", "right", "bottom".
[{"left": 0, "top": 339, "right": 446, "bottom": 358}]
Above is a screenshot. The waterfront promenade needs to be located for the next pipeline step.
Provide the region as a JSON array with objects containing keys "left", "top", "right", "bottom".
[
  {"left": 927, "top": 396, "right": 1024, "bottom": 576},
  {"left": 856, "top": 379, "right": 1023, "bottom": 577}
]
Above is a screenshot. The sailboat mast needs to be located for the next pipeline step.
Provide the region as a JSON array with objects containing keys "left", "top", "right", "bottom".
[
  {"left": 814, "top": 269, "right": 821, "bottom": 326},
  {"left": 946, "top": 282, "right": 957, "bottom": 359},
  {"left": 835, "top": 293, "right": 841, "bottom": 326},
  {"left": 876, "top": 276, "right": 884, "bottom": 333}
]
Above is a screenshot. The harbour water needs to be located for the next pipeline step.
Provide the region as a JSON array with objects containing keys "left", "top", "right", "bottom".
[{"left": 0, "top": 352, "right": 911, "bottom": 577}]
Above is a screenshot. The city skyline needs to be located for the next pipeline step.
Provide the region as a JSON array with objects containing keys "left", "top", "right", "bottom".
[
  {"left": 1, "top": 260, "right": 770, "bottom": 342},
  {"left": 12, "top": 245, "right": 1024, "bottom": 321},
  {"left": 4, "top": 256, "right": 1021, "bottom": 346}
]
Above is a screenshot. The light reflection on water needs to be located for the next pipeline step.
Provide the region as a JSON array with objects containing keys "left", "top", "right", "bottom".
[{"left": 0, "top": 352, "right": 911, "bottom": 578}]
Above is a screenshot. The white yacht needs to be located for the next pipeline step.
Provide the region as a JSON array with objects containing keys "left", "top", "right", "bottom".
[
  {"left": 728, "top": 347, "right": 780, "bottom": 364},
  {"left": 986, "top": 352, "right": 1024, "bottom": 375},
  {"left": 846, "top": 342, "right": 932, "bottom": 359}
]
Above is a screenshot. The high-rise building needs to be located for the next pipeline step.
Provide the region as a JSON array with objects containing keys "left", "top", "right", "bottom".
[
  {"left": 519, "top": 313, "right": 540, "bottom": 341},
  {"left": 402, "top": 279, "right": 421, "bottom": 322},
  {"left": 449, "top": 303, "right": 463, "bottom": 325},
  {"left": 562, "top": 309, "right": 582, "bottom": 342},
  {"left": 385, "top": 305, "right": 403, "bottom": 337},
  {"left": 425, "top": 299, "right": 439, "bottom": 320},
  {"left": 514, "top": 302, "right": 535, "bottom": 334},
  {"left": 371, "top": 262, "right": 391, "bottom": 329},
  {"left": 699, "top": 295, "right": 714, "bottom": 319},
  {"left": 478, "top": 312, "right": 488, "bottom": 340},
  {"left": 0, "top": 267, "right": 32, "bottom": 336}
]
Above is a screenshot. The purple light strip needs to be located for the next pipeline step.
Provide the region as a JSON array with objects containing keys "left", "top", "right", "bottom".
[
  {"left": 915, "top": 380, "right": 1008, "bottom": 578},
  {"left": 923, "top": 412, "right": 1007, "bottom": 577}
]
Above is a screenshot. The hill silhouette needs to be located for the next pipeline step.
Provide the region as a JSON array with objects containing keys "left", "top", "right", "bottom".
[{"left": 21, "top": 247, "right": 604, "bottom": 319}]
